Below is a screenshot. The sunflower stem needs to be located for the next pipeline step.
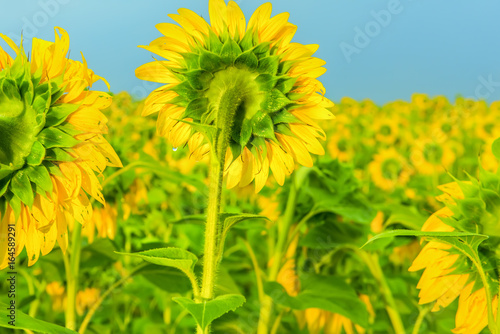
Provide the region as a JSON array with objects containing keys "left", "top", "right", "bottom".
[
  {"left": 64, "top": 222, "right": 82, "bottom": 330},
  {"left": 360, "top": 252, "right": 405, "bottom": 334},
  {"left": 258, "top": 178, "right": 297, "bottom": 334},
  {"left": 199, "top": 87, "right": 242, "bottom": 333}
]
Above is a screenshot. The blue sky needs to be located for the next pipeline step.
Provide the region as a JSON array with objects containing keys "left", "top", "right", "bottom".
[{"left": 1, "top": 0, "right": 500, "bottom": 103}]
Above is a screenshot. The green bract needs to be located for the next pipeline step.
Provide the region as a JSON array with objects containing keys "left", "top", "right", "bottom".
[
  {"left": 0, "top": 51, "right": 81, "bottom": 216},
  {"left": 167, "top": 29, "right": 302, "bottom": 159}
]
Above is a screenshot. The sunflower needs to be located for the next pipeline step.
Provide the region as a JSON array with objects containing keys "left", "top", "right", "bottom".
[
  {"left": 368, "top": 148, "right": 410, "bottom": 191},
  {"left": 136, "top": 0, "right": 334, "bottom": 192},
  {"left": 0, "top": 28, "right": 121, "bottom": 268},
  {"left": 410, "top": 138, "right": 455, "bottom": 175},
  {"left": 81, "top": 204, "right": 117, "bottom": 243},
  {"left": 409, "top": 181, "right": 499, "bottom": 334},
  {"left": 46, "top": 281, "right": 66, "bottom": 312},
  {"left": 373, "top": 117, "right": 400, "bottom": 145}
]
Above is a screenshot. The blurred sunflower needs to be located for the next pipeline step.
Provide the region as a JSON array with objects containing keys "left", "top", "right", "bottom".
[
  {"left": 410, "top": 139, "right": 455, "bottom": 175},
  {"left": 136, "top": 0, "right": 334, "bottom": 192},
  {"left": 328, "top": 129, "right": 354, "bottom": 163},
  {"left": 303, "top": 294, "right": 374, "bottom": 334},
  {"left": 0, "top": 28, "right": 121, "bottom": 268},
  {"left": 373, "top": 117, "right": 399, "bottom": 145},
  {"left": 46, "top": 281, "right": 66, "bottom": 312},
  {"left": 368, "top": 148, "right": 410, "bottom": 191},
  {"left": 409, "top": 182, "right": 499, "bottom": 334},
  {"left": 81, "top": 205, "right": 118, "bottom": 243}
]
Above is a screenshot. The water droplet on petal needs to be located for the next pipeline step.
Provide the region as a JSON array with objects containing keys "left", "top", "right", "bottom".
[{"left": 173, "top": 147, "right": 178, "bottom": 152}]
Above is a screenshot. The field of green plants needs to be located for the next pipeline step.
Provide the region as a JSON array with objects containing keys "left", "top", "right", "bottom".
[{"left": 1, "top": 1, "right": 500, "bottom": 334}]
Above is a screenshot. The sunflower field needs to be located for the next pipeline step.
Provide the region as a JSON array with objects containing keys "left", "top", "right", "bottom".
[{"left": 1, "top": 1, "right": 500, "bottom": 334}]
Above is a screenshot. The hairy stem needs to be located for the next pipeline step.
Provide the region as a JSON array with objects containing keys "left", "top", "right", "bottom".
[
  {"left": 64, "top": 223, "right": 82, "bottom": 330},
  {"left": 198, "top": 88, "right": 242, "bottom": 334}
]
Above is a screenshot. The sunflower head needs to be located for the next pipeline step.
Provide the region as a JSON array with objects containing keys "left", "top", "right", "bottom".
[
  {"left": 0, "top": 28, "right": 121, "bottom": 268},
  {"left": 136, "top": 0, "right": 334, "bottom": 192}
]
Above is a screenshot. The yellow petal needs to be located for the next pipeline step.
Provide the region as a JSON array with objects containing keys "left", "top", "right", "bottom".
[
  {"left": 227, "top": 1, "right": 246, "bottom": 38},
  {"left": 135, "top": 61, "right": 181, "bottom": 84},
  {"left": 209, "top": 0, "right": 228, "bottom": 36}
]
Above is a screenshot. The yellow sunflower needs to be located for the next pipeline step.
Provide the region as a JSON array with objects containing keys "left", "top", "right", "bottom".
[
  {"left": 373, "top": 117, "right": 400, "bottom": 145},
  {"left": 0, "top": 28, "right": 121, "bottom": 268},
  {"left": 368, "top": 148, "right": 410, "bottom": 191},
  {"left": 409, "top": 183, "right": 498, "bottom": 334},
  {"left": 136, "top": 0, "right": 334, "bottom": 192},
  {"left": 81, "top": 204, "right": 117, "bottom": 244},
  {"left": 410, "top": 138, "right": 455, "bottom": 175}
]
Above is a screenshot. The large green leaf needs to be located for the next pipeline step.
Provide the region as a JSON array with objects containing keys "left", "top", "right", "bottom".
[
  {"left": 264, "top": 274, "right": 369, "bottom": 327},
  {"left": 116, "top": 247, "right": 198, "bottom": 278},
  {"left": 173, "top": 294, "right": 245, "bottom": 330},
  {"left": 0, "top": 301, "right": 77, "bottom": 333}
]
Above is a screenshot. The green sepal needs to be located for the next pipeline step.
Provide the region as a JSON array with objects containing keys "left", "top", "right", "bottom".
[
  {"left": 185, "top": 70, "right": 214, "bottom": 91},
  {"left": 238, "top": 29, "right": 254, "bottom": 51},
  {"left": 8, "top": 193, "right": 22, "bottom": 221},
  {"left": 220, "top": 39, "right": 242, "bottom": 64},
  {"left": 1, "top": 78, "right": 20, "bottom": 100},
  {"left": 183, "top": 98, "right": 209, "bottom": 119},
  {"left": 10, "top": 170, "right": 34, "bottom": 208},
  {"left": 199, "top": 50, "right": 224, "bottom": 73},
  {"left": 43, "top": 161, "right": 63, "bottom": 178},
  {"left": 45, "top": 148, "right": 75, "bottom": 162},
  {"left": 229, "top": 141, "right": 242, "bottom": 164},
  {"left": 25, "top": 165, "right": 53, "bottom": 194},
  {"left": 234, "top": 50, "right": 258, "bottom": 70},
  {"left": 270, "top": 109, "right": 301, "bottom": 125},
  {"left": 32, "top": 90, "right": 51, "bottom": 115},
  {"left": 276, "top": 76, "right": 298, "bottom": 94},
  {"left": 49, "top": 79, "right": 66, "bottom": 103},
  {"left": 170, "top": 81, "right": 201, "bottom": 102},
  {"left": 179, "top": 52, "right": 201, "bottom": 71},
  {"left": 257, "top": 56, "right": 280, "bottom": 75},
  {"left": 45, "top": 103, "right": 80, "bottom": 127},
  {"left": 207, "top": 30, "right": 224, "bottom": 54},
  {"left": 275, "top": 123, "right": 295, "bottom": 137},
  {"left": 239, "top": 118, "right": 253, "bottom": 148},
  {"left": 255, "top": 74, "right": 278, "bottom": 92},
  {"left": 0, "top": 177, "right": 10, "bottom": 198},
  {"left": 37, "top": 128, "right": 80, "bottom": 149},
  {"left": 252, "top": 42, "right": 271, "bottom": 58},
  {"left": 26, "top": 141, "right": 46, "bottom": 166},
  {"left": 278, "top": 60, "right": 297, "bottom": 75},
  {"left": 251, "top": 111, "right": 276, "bottom": 140},
  {"left": 261, "top": 89, "right": 291, "bottom": 113}
]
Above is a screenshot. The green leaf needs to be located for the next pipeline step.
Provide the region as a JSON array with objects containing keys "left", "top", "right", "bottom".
[
  {"left": 25, "top": 165, "right": 53, "bottom": 193},
  {"left": 137, "top": 264, "right": 193, "bottom": 294},
  {"left": 0, "top": 301, "right": 77, "bottom": 333},
  {"left": 26, "top": 141, "right": 46, "bottom": 166},
  {"left": 173, "top": 294, "right": 245, "bottom": 330},
  {"left": 37, "top": 128, "right": 79, "bottom": 149},
  {"left": 264, "top": 275, "right": 369, "bottom": 327},
  {"left": 116, "top": 247, "right": 198, "bottom": 277},
  {"left": 492, "top": 137, "right": 500, "bottom": 160},
  {"left": 45, "top": 103, "right": 79, "bottom": 127},
  {"left": 10, "top": 170, "right": 33, "bottom": 207},
  {"left": 362, "top": 229, "right": 488, "bottom": 251}
]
